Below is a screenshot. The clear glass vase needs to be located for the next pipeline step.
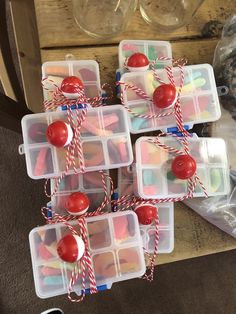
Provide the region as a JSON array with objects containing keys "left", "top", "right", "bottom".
[
  {"left": 72, "top": 0, "right": 137, "bottom": 39},
  {"left": 139, "top": 0, "right": 204, "bottom": 32}
]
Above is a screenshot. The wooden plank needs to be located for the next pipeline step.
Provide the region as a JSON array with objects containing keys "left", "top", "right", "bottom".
[
  {"left": 41, "top": 38, "right": 236, "bottom": 264},
  {"left": 0, "top": 49, "right": 16, "bottom": 100},
  {"left": 35, "top": 0, "right": 234, "bottom": 48},
  {"left": 10, "top": 0, "right": 43, "bottom": 113}
]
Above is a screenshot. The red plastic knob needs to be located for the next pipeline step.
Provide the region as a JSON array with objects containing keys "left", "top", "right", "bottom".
[
  {"left": 153, "top": 84, "right": 177, "bottom": 109},
  {"left": 57, "top": 234, "right": 85, "bottom": 263},
  {"left": 46, "top": 120, "right": 73, "bottom": 148},
  {"left": 61, "top": 76, "right": 84, "bottom": 99},
  {"left": 135, "top": 204, "right": 157, "bottom": 225},
  {"left": 65, "top": 192, "right": 90, "bottom": 216},
  {"left": 127, "top": 53, "right": 149, "bottom": 72},
  {"left": 171, "top": 154, "right": 196, "bottom": 180}
]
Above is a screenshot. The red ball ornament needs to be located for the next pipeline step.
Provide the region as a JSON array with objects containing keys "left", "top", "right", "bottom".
[
  {"left": 65, "top": 192, "right": 90, "bottom": 216},
  {"left": 61, "top": 76, "right": 84, "bottom": 99},
  {"left": 57, "top": 233, "right": 85, "bottom": 263},
  {"left": 135, "top": 204, "right": 157, "bottom": 225},
  {"left": 46, "top": 120, "right": 73, "bottom": 148},
  {"left": 127, "top": 53, "right": 149, "bottom": 72},
  {"left": 153, "top": 84, "right": 177, "bottom": 109},
  {"left": 171, "top": 154, "right": 197, "bottom": 180}
]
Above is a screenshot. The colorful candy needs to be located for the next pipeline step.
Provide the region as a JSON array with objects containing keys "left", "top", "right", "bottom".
[
  {"left": 28, "top": 123, "right": 47, "bottom": 143},
  {"left": 34, "top": 148, "right": 50, "bottom": 176}
]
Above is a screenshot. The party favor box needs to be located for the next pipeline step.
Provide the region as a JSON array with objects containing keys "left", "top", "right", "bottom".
[
  {"left": 29, "top": 211, "right": 146, "bottom": 299},
  {"left": 20, "top": 105, "right": 133, "bottom": 179},
  {"left": 120, "top": 64, "right": 221, "bottom": 134},
  {"left": 118, "top": 167, "right": 174, "bottom": 253},
  {"left": 42, "top": 60, "right": 102, "bottom": 101},
  {"left": 50, "top": 171, "right": 111, "bottom": 214},
  {"left": 134, "top": 136, "right": 230, "bottom": 199},
  {"left": 118, "top": 40, "right": 172, "bottom": 72}
]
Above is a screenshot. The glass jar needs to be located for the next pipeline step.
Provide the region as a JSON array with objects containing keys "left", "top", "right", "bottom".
[
  {"left": 72, "top": 0, "right": 137, "bottom": 39},
  {"left": 139, "top": 0, "right": 204, "bottom": 32}
]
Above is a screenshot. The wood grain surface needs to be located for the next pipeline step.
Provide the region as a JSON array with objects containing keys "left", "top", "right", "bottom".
[{"left": 35, "top": 0, "right": 234, "bottom": 48}]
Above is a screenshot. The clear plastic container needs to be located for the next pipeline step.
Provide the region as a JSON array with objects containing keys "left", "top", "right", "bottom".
[
  {"left": 135, "top": 135, "right": 230, "bottom": 199},
  {"left": 118, "top": 166, "right": 174, "bottom": 253},
  {"left": 118, "top": 40, "right": 172, "bottom": 72},
  {"left": 120, "top": 64, "right": 221, "bottom": 134},
  {"left": 29, "top": 211, "right": 146, "bottom": 299},
  {"left": 20, "top": 105, "right": 133, "bottom": 179},
  {"left": 140, "top": 203, "right": 174, "bottom": 254},
  {"left": 42, "top": 60, "right": 101, "bottom": 102},
  {"left": 51, "top": 171, "right": 111, "bottom": 214}
]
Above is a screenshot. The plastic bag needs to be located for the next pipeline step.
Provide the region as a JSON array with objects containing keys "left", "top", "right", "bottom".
[{"left": 184, "top": 15, "right": 236, "bottom": 238}]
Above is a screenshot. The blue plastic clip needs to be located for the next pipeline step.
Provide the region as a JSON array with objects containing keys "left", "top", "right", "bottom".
[
  {"left": 46, "top": 205, "right": 52, "bottom": 219},
  {"left": 83, "top": 284, "right": 108, "bottom": 295},
  {"left": 61, "top": 104, "right": 87, "bottom": 111},
  {"left": 167, "top": 125, "right": 192, "bottom": 137},
  {"left": 111, "top": 192, "right": 119, "bottom": 212},
  {"left": 101, "top": 91, "right": 107, "bottom": 105},
  {"left": 116, "top": 70, "right": 121, "bottom": 97}
]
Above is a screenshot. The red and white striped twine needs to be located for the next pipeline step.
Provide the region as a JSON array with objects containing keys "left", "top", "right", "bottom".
[
  {"left": 142, "top": 215, "right": 159, "bottom": 282},
  {"left": 41, "top": 58, "right": 209, "bottom": 295}
]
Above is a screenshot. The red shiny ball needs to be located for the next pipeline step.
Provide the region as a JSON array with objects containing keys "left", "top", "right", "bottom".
[
  {"left": 153, "top": 84, "right": 177, "bottom": 109},
  {"left": 171, "top": 154, "right": 197, "bottom": 180},
  {"left": 46, "top": 120, "right": 73, "bottom": 148},
  {"left": 61, "top": 76, "right": 84, "bottom": 96},
  {"left": 65, "top": 192, "right": 90, "bottom": 216},
  {"left": 135, "top": 204, "right": 157, "bottom": 225},
  {"left": 57, "top": 234, "right": 85, "bottom": 263},
  {"left": 127, "top": 53, "right": 149, "bottom": 68}
]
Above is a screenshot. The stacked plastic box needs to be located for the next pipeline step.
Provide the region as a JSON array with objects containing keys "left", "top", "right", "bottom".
[
  {"left": 29, "top": 211, "right": 145, "bottom": 298},
  {"left": 19, "top": 41, "right": 231, "bottom": 300}
]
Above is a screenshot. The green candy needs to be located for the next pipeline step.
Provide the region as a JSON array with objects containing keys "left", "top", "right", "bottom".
[
  {"left": 143, "top": 169, "right": 155, "bottom": 185},
  {"left": 43, "top": 276, "right": 63, "bottom": 286},
  {"left": 148, "top": 46, "right": 157, "bottom": 61},
  {"left": 210, "top": 168, "right": 222, "bottom": 192},
  {"left": 167, "top": 170, "right": 176, "bottom": 181}
]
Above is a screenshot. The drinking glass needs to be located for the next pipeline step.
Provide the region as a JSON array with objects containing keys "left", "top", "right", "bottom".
[
  {"left": 72, "top": 0, "right": 137, "bottom": 39},
  {"left": 139, "top": 0, "right": 204, "bottom": 32}
]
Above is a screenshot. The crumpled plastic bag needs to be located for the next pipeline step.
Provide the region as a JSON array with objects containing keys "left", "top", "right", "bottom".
[{"left": 183, "top": 15, "right": 236, "bottom": 238}]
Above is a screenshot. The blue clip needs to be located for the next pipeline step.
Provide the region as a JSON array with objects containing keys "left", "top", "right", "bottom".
[
  {"left": 46, "top": 206, "right": 52, "bottom": 219},
  {"left": 167, "top": 125, "right": 191, "bottom": 137},
  {"left": 101, "top": 91, "right": 107, "bottom": 105},
  {"left": 83, "top": 284, "right": 108, "bottom": 295},
  {"left": 116, "top": 70, "right": 121, "bottom": 97},
  {"left": 111, "top": 192, "right": 119, "bottom": 212},
  {"left": 61, "top": 104, "right": 87, "bottom": 111}
]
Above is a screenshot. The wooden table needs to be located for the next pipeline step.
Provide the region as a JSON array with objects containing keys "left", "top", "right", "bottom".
[{"left": 13, "top": 0, "right": 236, "bottom": 264}]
